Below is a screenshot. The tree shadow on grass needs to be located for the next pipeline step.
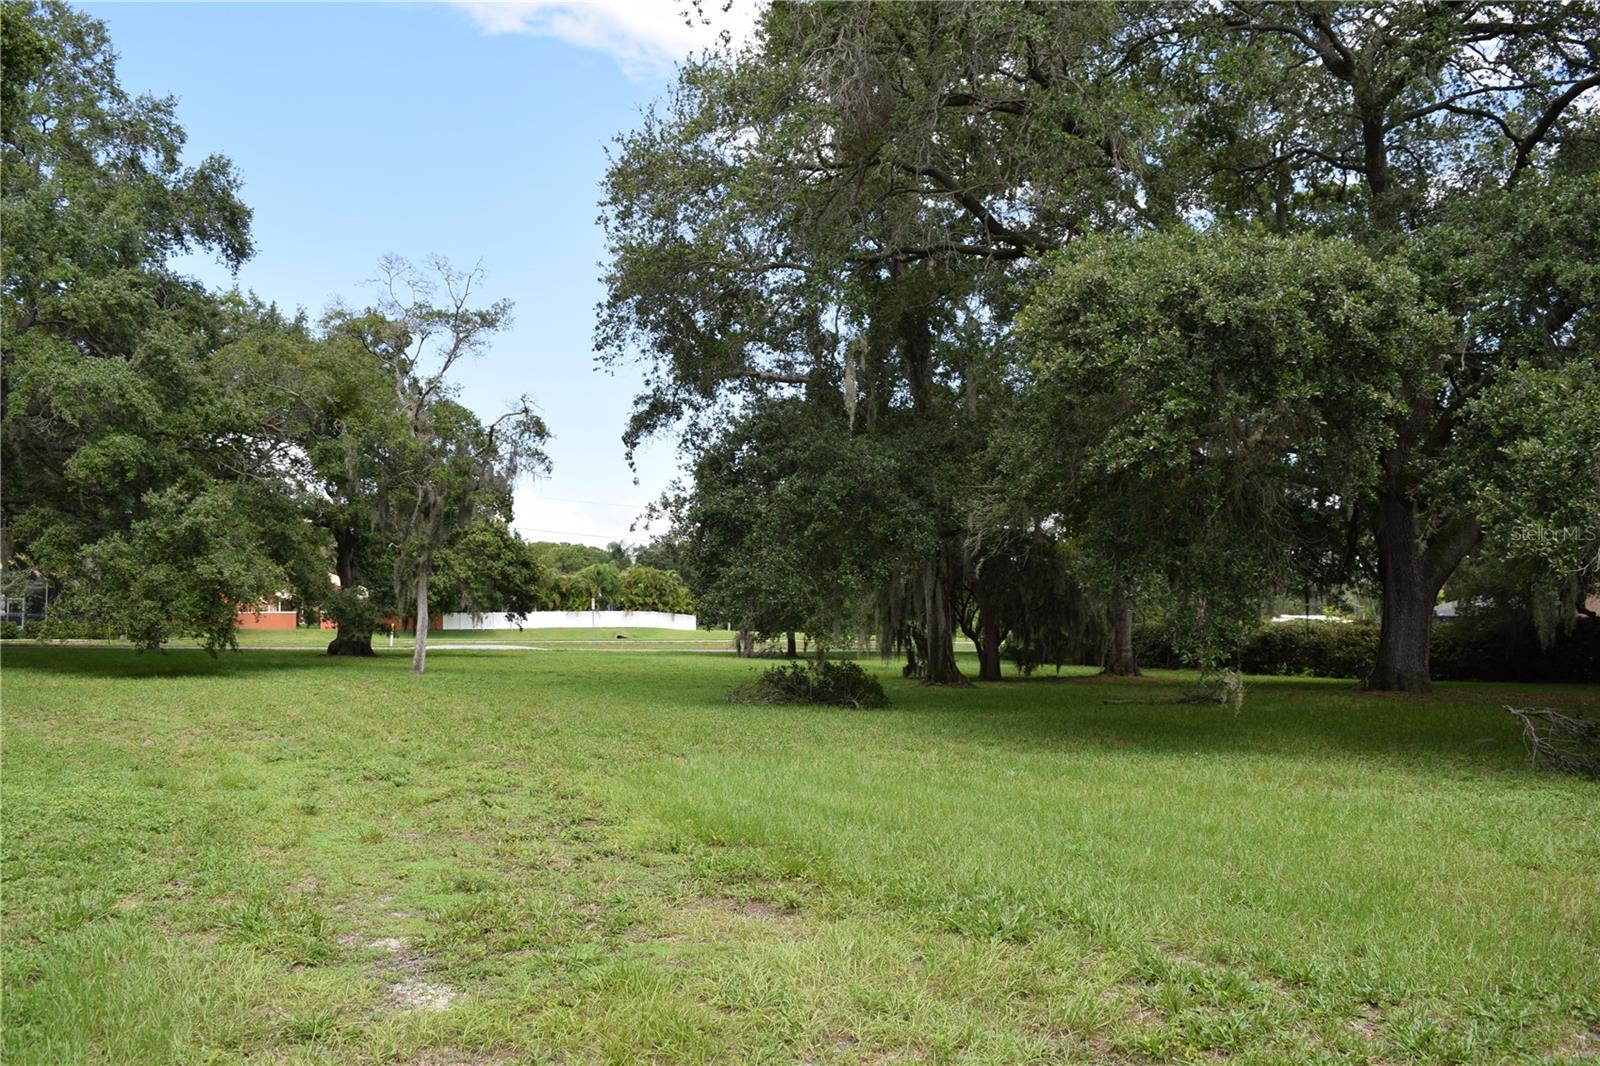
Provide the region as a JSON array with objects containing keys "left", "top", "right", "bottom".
[
  {"left": 877, "top": 671, "right": 1598, "bottom": 776},
  {"left": 0, "top": 643, "right": 550, "bottom": 681},
  {"left": 0, "top": 643, "right": 394, "bottom": 680}
]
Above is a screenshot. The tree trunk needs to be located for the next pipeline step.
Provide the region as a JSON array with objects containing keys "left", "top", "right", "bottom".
[
  {"left": 326, "top": 528, "right": 374, "bottom": 656},
  {"left": 1370, "top": 492, "right": 1436, "bottom": 692},
  {"left": 1104, "top": 599, "right": 1140, "bottom": 677},
  {"left": 326, "top": 626, "right": 374, "bottom": 656},
  {"left": 736, "top": 625, "right": 751, "bottom": 658},
  {"left": 921, "top": 549, "right": 969, "bottom": 686},
  {"left": 970, "top": 578, "right": 1003, "bottom": 682},
  {"left": 1372, "top": 575, "right": 1434, "bottom": 692},
  {"left": 786, "top": 630, "right": 797, "bottom": 658},
  {"left": 410, "top": 568, "right": 429, "bottom": 675},
  {"left": 895, "top": 301, "right": 966, "bottom": 686},
  {"left": 978, "top": 607, "right": 1003, "bottom": 682}
]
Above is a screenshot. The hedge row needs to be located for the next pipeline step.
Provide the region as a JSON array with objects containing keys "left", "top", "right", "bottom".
[
  {"left": 0, "top": 617, "right": 120, "bottom": 641},
  {"left": 1135, "top": 616, "right": 1598, "bottom": 683}
]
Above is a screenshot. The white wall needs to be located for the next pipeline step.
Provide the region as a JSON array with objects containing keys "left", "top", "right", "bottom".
[{"left": 439, "top": 610, "right": 699, "bottom": 632}]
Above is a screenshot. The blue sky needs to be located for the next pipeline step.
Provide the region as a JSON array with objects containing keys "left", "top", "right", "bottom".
[{"left": 84, "top": 1, "right": 755, "bottom": 548}]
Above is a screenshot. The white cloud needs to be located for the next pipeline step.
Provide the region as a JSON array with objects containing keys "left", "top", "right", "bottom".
[{"left": 454, "top": 1, "right": 762, "bottom": 80}]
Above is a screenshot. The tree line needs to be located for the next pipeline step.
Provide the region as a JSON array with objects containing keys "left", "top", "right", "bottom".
[
  {"left": 5, "top": 2, "right": 1596, "bottom": 687},
  {"left": 1, "top": 2, "right": 691, "bottom": 672},
  {"left": 512, "top": 540, "right": 695, "bottom": 615},
  {"left": 603, "top": 1, "right": 1600, "bottom": 692}
]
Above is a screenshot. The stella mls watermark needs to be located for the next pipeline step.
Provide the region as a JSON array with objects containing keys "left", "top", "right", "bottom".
[{"left": 1506, "top": 520, "right": 1600, "bottom": 575}]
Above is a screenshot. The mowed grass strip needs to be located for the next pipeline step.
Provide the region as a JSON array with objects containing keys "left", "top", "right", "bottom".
[
  {"left": 1, "top": 646, "right": 1595, "bottom": 1064},
  {"left": 219, "top": 626, "right": 743, "bottom": 649}
]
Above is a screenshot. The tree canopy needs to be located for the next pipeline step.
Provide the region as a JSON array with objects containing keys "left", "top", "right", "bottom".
[
  {"left": 601, "top": 0, "right": 1600, "bottom": 691},
  {"left": 1, "top": 3, "right": 559, "bottom": 659},
  {"left": 2, "top": 0, "right": 280, "bottom": 649},
  {"left": 3, "top": 0, "right": 1593, "bottom": 690}
]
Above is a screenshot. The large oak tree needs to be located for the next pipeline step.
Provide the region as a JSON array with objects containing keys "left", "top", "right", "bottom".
[
  {"left": 1181, "top": 1, "right": 1600, "bottom": 689},
  {"left": 1, "top": 1, "right": 295, "bottom": 648}
]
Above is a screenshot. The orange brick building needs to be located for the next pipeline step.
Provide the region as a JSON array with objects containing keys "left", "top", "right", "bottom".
[{"left": 235, "top": 593, "right": 298, "bottom": 630}]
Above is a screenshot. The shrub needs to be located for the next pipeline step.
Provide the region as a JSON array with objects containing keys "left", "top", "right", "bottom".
[
  {"left": 1232, "top": 616, "right": 1596, "bottom": 682},
  {"left": 1239, "top": 621, "right": 1379, "bottom": 680},
  {"left": 1534, "top": 617, "right": 1600, "bottom": 682},
  {"left": 0, "top": 621, "right": 21, "bottom": 640},
  {"left": 1131, "top": 617, "right": 1184, "bottom": 670},
  {"left": 1127, "top": 610, "right": 1597, "bottom": 682},
  {"left": 1001, "top": 638, "right": 1046, "bottom": 675},
  {"left": 34, "top": 616, "right": 118, "bottom": 641},
  {"left": 729, "top": 660, "right": 889, "bottom": 709},
  {"left": 1431, "top": 614, "right": 1598, "bottom": 682}
]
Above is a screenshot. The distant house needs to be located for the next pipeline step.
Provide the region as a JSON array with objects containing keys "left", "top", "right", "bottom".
[
  {"left": 0, "top": 570, "right": 50, "bottom": 627},
  {"left": 236, "top": 577, "right": 341, "bottom": 630},
  {"left": 235, "top": 592, "right": 298, "bottom": 630}
]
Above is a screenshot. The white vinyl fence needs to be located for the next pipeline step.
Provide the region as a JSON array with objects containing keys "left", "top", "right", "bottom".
[{"left": 439, "top": 610, "right": 698, "bottom": 632}]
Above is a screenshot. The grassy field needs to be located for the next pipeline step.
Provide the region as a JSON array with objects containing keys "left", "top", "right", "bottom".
[
  {"left": 2, "top": 645, "right": 1596, "bottom": 1064},
  {"left": 216, "top": 627, "right": 745, "bottom": 649}
]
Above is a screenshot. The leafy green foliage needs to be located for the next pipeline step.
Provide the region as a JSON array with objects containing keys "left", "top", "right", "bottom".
[
  {"left": 616, "top": 565, "right": 693, "bottom": 614},
  {"left": 429, "top": 538, "right": 697, "bottom": 615},
  {"left": 1236, "top": 623, "right": 1380, "bottom": 682},
  {"left": 1134, "top": 618, "right": 1597, "bottom": 683},
  {"left": 728, "top": 659, "right": 889, "bottom": 709},
  {"left": 1017, "top": 229, "right": 1439, "bottom": 668},
  {"left": 432, "top": 521, "right": 549, "bottom": 622},
  {"left": 0, "top": 2, "right": 298, "bottom": 649},
  {"left": 600, "top": 2, "right": 1598, "bottom": 688},
  {"left": 630, "top": 534, "right": 688, "bottom": 574},
  {"left": 529, "top": 542, "right": 611, "bottom": 575},
  {"left": 71, "top": 484, "right": 295, "bottom": 651},
  {"left": 598, "top": 4, "right": 1174, "bottom": 682},
  {"left": 322, "top": 257, "right": 549, "bottom": 671},
  {"left": 970, "top": 531, "right": 1113, "bottom": 679},
  {"left": 210, "top": 308, "right": 403, "bottom": 651},
  {"left": 1168, "top": 5, "right": 1600, "bottom": 689},
  {"left": 671, "top": 398, "right": 925, "bottom": 647},
  {"left": 563, "top": 563, "right": 621, "bottom": 611}
]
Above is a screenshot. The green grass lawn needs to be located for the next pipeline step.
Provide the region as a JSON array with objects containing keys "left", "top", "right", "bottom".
[
  {"left": 2, "top": 646, "right": 1596, "bottom": 1064},
  {"left": 220, "top": 627, "right": 743, "bottom": 649}
]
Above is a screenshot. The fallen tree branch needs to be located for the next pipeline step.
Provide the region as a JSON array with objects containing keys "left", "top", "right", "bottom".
[{"left": 1506, "top": 705, "right": 1600, "bottom": 778}]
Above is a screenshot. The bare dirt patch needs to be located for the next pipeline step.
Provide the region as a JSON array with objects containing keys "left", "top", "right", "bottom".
[
  {"left": 388, "top": 977, "right": 459, "bottom": 1012},
  {"left": 364, "top": 934, "right": 460, "bottom": 1012},
  {"left": 1550, "top": 1025, "right": 1600, "bottom": 1061}
]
